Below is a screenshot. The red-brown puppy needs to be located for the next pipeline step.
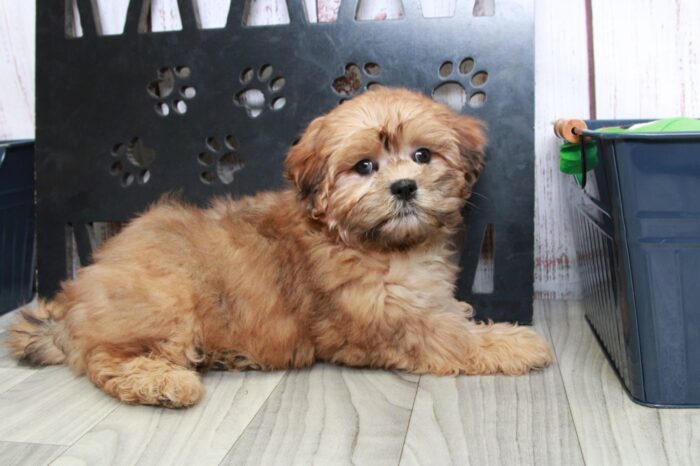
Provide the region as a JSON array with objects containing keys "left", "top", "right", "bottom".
[{"left": 8, "top": 87, "right": 551, "bottom": 407}]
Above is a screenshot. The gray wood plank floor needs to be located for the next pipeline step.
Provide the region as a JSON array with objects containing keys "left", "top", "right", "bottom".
[
  {"left": 0, "top": 441, "right": 65, "bottom": 466},
  {"left": 400, "top": 304, "right": 584, "bottom": 466},
  {"left": 0, "top": 301, "right": 697, "bottom": 466}
]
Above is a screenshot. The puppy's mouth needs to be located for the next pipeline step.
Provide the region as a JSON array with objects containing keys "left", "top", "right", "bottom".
[
  {"left": 395, "top": 203, "right": 418, "bottom": 218},
  {"left": 366, "top": 209, "right": 417, "bottom": 234},
  {"left": 359, "top": 202, "right": 431, "bottom": 248},
  {"left": 388, "top": 198, "right": 424, "bottom": 222}
]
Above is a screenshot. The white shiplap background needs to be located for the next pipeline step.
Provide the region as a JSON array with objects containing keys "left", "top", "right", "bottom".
[{"left": 0, "top": 0, "right": 698, "bottom": 298}]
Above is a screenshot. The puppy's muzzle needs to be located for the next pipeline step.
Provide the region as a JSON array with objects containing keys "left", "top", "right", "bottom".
[{"left": 390, "top": 179, "right": 418, "bottom": 201}]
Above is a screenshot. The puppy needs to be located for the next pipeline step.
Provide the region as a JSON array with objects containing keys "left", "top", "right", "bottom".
[{"left": 7, "top": 87, "right": 551, "bottom": 407}]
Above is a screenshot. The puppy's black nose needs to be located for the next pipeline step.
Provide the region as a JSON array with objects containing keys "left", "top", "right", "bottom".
[{"left": 390, "top": 179, "right": 418, "bottom": 201}]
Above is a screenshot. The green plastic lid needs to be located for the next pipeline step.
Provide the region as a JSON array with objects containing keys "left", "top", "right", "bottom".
[
  {"left": 559, "top": 117, "right": 700, "bottom": 181},
  {"left": 625, "top": 117, "right": 700, "bottom": 133}
]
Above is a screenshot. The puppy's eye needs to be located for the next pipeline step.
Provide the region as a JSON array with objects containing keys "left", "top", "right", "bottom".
[
  {"left": 354, "top": 159, "right": 377, "bottom": 175},
  {"left": 412, "top": 148, "right": 432, "bottom": 164}
]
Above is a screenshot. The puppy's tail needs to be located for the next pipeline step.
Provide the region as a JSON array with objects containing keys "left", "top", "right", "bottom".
[{"left": 6, "top": 300, "right": 68, "bottom": 365}]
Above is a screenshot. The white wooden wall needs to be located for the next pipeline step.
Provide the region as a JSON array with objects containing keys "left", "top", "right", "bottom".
[
  {"left": 1, "top": 0, "right": 699, "bottom": 298},
  {"left": 0, "top": 1, "right": 34, "bottom": 141},
  {"left": 533, "top": 0, "right": 590, "bottom": 298}
]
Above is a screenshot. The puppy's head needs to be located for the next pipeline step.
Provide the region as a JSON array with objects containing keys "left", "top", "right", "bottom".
[{"left": 286, "top": 87, "right": 486, "bottom": 250}]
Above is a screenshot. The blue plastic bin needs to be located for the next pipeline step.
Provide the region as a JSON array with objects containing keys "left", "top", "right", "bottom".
[
  {"left": 0, "top": 140, "right": 35, "bottom": 315},
  {"left": 570, "top": 120, "right": 700, "bottom": 407}
]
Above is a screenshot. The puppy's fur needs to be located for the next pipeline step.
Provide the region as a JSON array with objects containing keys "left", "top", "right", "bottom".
[{"left": 7, "top": 88, "right": 551, "bottom": 407}]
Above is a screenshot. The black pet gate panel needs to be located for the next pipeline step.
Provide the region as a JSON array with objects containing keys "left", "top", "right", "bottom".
[{"left": 36, "top": 0, "right": 534, "bottom": 322}]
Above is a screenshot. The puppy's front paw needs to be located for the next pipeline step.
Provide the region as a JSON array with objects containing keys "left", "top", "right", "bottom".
[
  {"left": 471, "top": 324, "right": 553, "bottom": 375},
  {"left": 155, "top": 369, "right": 205, "bottom": 408},
  {"left": 102, "top": 366, "right": 204, "bottom": 408},
  {"left": 500, "top": 326, "right": 553, "bottom": 374}
]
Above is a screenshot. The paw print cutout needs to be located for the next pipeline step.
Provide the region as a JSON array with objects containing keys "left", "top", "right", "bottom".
[
  {"left": 110, "top": 138, "right": 156, "bottom": 187},
  {"left": 432, "top": 58, "right": 488, "bottom": 112},
  {"left": 197, "top": 135, "right": 244, "bottom": 185},
  {"left": 332, "top": 63, "right": 382, "bottom": 103},
  {"left": 147, "top": 65, "right": 196, "bottom": 117},
  {"left": 234, "top": 65, "right": 286, "bottom": 118}
]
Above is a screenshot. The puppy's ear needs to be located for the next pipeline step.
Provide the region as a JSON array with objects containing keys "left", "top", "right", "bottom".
[
  {"left": 451, "top": 114, "right": 487, "bottom": 187},
  {"left": 285, "top": 116, "right": 330, "bottom": 219}
]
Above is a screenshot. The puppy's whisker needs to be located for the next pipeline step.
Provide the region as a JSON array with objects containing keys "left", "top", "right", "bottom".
[{"left": 464, "top": 200, "right": 480, "bottom": 211}]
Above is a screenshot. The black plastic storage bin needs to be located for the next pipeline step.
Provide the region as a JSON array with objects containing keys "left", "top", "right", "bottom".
[
  {"left": 0, "top": 140, "right": 35, "bottom": 315},
  {"left": 569, "top": 120, "right": 700, "bottom": 407}
]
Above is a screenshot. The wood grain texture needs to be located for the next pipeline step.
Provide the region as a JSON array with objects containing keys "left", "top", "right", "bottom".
[
  {"left": 591, "top": 0, "right": 700, "bottom": 118},
  {"left": 0, "top": 366, "right": 119, "bottom": 445},
  {"left": 221, "top": 364, "right": 419, "bottom": 465},
  {"left": 400, "top": 302, "right": 584, "bottom": 466},
  {"left": 193, "top": 0, "right": 233, "bottom": 29},
  {"left": 241, "top": 0, "right": 290, "bottom": 26},
  {"left": 151, "top": 0, "right": 184, "bottom": 31},
  {"left": 657, "top": 411, "right": 700, "bottom": 466},
  {"left": 356, "top": 0, "right": 405, "bottom": 20},
  {"left": 92, "top": 0, "right": 130, "bottom": 35},
  {"left": 0, "top": 0, "right": 34, "bottom": 140},
  {"left": 0, "top": 367, "right": 34, "bottom": 395},
  {"left": 0, "top": 441, "right": 65, "bottom": 466},
  {"left": 304, "top": 0, "right": 318, "bottom": 22},
  {"left": 419, "top": 0, "right": 456, "bottom": 18},
  {"left": 546, "top": 300, "right": 700, "bottom": 466},
  {"left": 1, "top": 301, "right": 700, "bottom": 464},
  {"left": 532, "top": 0, "right": 590, "bottom": 299},
  {"left": 317, "top": 0, "right": 340, "bottom": 22},
  {"left": 53, "top": 371, "right": 284, "bottom": 466}
]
